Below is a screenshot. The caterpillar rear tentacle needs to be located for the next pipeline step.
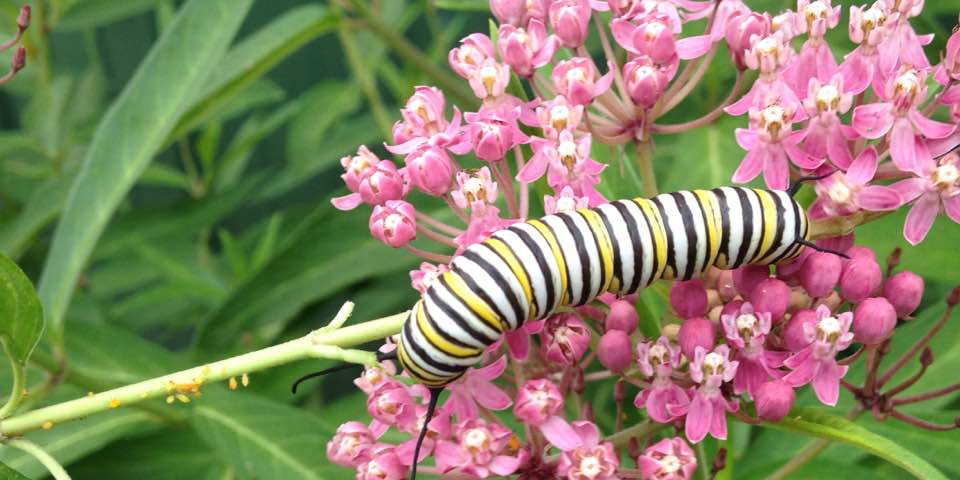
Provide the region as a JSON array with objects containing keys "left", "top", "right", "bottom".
[{"left": 295, "top": 187, "right": 847, "bottom": 480}]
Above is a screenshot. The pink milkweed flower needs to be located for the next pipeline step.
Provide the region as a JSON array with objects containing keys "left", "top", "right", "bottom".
[
  {"left": 721, "top": 303, "right": 787, "bottom": 396},
  {"left": 498, "top": 19, "right": 559, "bottom": 78},
  {"left": 878, "top": 0, "right": 932, "bottom": 71},
  {"left": 410, "top": 262, "right": 450, "bottom": 294},
  {"left": 356, "top": 445, "right": 408, "bottom": 480},
  {"left": 518, "top": 132, "right": 606, "bottom": 205},
  {"left": 840, "top": 3, "right": 894, "bottom": 95},
  {"left": 490, "top": 0, "right": 549, "bottom": 27},
  {"left": 771, "top": 10, "right": 800, "bottom": 39},
  {"left": 672, "top": 345, "right": 739, "bottom": 443},
  {"left": 354, "top": 361, "right": 398, "bottom": 395},
  {"left": 541, "top": 313, "right": 593, "bottom": 365},
  {"left": 783, "top": 305, "right": 854, "bottom": 406},
  {"left": 734, "top": 102, "right": 823, "bottom": 190},
  {"left": 786, "top": 0, "right": 841, "bottom": 96},
  {"left": 801, "top": 75, "right": 856, "bottom": 168},
  {"left": 852, "top": 68, "right": 957, "bottom": 172},
  {"left": 544, "top": 186, "right": 591, "bottom": 214},
  {"left": 514, "top": 379, "right": 580, "bottom": 450},
  {"left": 367, "top": 381, "right": 419, "bottom": 427},
  {"left": 333, "top": 159, "right": 409, "bottom": 211},
  {"left": 395, "top": 407, "right": 453, "bottom": 464},
  {"left": 611, "top": 15, "right": 712, "bottom": 63},
  {"left": 635, "top": 337, "right": 689, "bottom": 423},
  {"left": 464, "top": 109, "right": 530, "bottom": 162},
  {"left": 810, "top": 147, "right": 903, "bottom": 219},
  {"left": 404, "top": 145, "right": 457, "bottom": 196},
  {"left": 556, "top": 421, "right": 620, "bottom": 480},
  {"left": 328, "top": 421, "right": 379, "bottom": 467},
  {"left": 398, "top": 86, "right": 448, "bottom": 139},
  {"left": 552, "top": 57, "right": 614, "bottom": 107},
  {"left": 500, "top": 319, "right": 546, "bottom": 360},
  {"left": 623, "top": 55, "right": 671, "bottom": 109},
  {"left": 726, "top": 32, "right": 801, "bottom": 116},
  {"left": 449, "top": 33, "right": 496, "bottom": 80},
  {"left": 451, "top": 167, "right": 499, "bottom": 213},
  {"left": 550, "top": 0, "right": 592, "bottom": 48},
  {"left": 935, "top": 26, "right": 960, "bottom": 84},
  {"left": 536, "top": 95, "right": 584, "bottom": 139},
  {"left": 891, "top": 152, "right": 960, "bottom": 245},
  {"left": 434, "top": 418, "right": 524, "bottom": 478},
  {"left": 723, "top": 10, "right": 771, "bottom": 70},
  {"left": 467, "top": 59, "right": 512, "bottom": 101},
  {"left": 445, "top": 356, "right": 513, "bottom": 420},
  {"left": 638, "top": 437, "right": 698, "bottom": 480},
  {"left": 369, "top": 200, "right": 417, "bottom": 248}
]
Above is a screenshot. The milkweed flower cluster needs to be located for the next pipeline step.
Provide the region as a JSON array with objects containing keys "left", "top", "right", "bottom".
[{"left": 321, "top": 0, "right": 960, "bottom": 478}]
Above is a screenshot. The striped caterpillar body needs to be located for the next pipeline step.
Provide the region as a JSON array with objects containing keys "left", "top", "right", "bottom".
[{"left": 397, "top": 187, "right": 810, "bottom": 388}]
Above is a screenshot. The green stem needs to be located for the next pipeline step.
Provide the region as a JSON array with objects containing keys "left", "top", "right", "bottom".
[
  {"left": 5, "top": 438, "right": 71, "bottom": 480},
  {"left": 0, "top": 304, "right": 407, "bottom": 437},
  {"left": 338, "top": 18, "right": 393, "bottom": 139},
  {"left": 347, "top": 0, "right": 476, "bottom": 107},
  {"left": 695, "top": 441, "right": 710, "bottom": 480},
  {"left": 635, "top": 140, "right": 658, "bottom": 197},
  {"left": 0, "top": 339, "right": 25, "bottom": 419}
]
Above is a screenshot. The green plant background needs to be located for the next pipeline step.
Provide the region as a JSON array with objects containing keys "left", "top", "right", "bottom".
[{"left": 0, "top": 0, "right": 957, "bottom": 478}]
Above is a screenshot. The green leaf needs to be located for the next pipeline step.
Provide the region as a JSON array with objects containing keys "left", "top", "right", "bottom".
[
  {"left": 284, "top": 81, "right": 363, "bottom": 171},
  {"left": 168, "top": 4, "right": 338, "bottom": 141},
  {"left": 767, "top": 408, "right": 948, "bottom": 480},
  {"left": 56, "top": 0, "right": 167, "bottom": 32},
  {"left": 432, "top": 0, "right": 490, "bottom": 12},
  {"left": 861, "top": 411, "right": 960, "bottom": 477},
  {"left": 0, "top": 253, "right": 43, "bottom": 364},
  {"left": 0, "top": 461, "right": 30, "bottom": 480},
  {"left": 37, "top": 0, "right": 254, "bottom": 342},
  {"left": 66, "top": 429, "right": 231, "bottom": 480},
  {"left": 192, "top": 392, "right": 342, "bottom": 480}
]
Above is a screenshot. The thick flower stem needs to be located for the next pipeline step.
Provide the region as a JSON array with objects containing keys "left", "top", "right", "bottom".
[
  {"left": 0, "top": 304, "right": 408, "bottom": 438},
  {"left": 808, "top": 210, "right": 891, "bottom": 240},
  {"left": 635, "top": 140, "right": 658, "bottom": 196}
]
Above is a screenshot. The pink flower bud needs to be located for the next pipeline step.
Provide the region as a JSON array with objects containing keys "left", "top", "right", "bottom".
[
  {"left": 542, "top": 313, "right": 592, "bottom": 365},
  {"left": 498, "top": 19, "right": 559, "bottom": 77},
  {"left": 717, "top": 269, "right": 738, "bottom": 301},
  {"left": 606, "top": 300, "right": 639, "bottom": 333},
  {"left": 598, "top": 330, "right": 633, "bottom": 372},
  {"left": 405, "top": 146, "right": 455, "bottom": 196},
  {"left": 721, "top": 299, "right": 744, "bottom": 319},
  {"left": 549, "top": 0, "right": 591, "bottom": 48},
  {"left": 514, "top": 379, "right": 564, "bottom": 425},
  {"left": 367, "top": 381, "right": 417, "bottom": 426},
  {"left": 750, "top": 278, "right": 791, "bottom": 323},
  {"left": 678, "top": 317, "right": 716, "bottom": 360},
  {"left": 839, "top": 257, "right": 882, "bottom": 302},
  {"left": 623, "top": 56, "right": 668, "bottom": 108},
  {"left": 883, "top": 271, "right": 924, "bottom": 317},
  {"left": 327, "top": 421, "right": 377, "bottom": 467},
  {"left": 846, "top": 245, "right": 877, "bottom": 262},
  {"left": 800, "top": 252, "right": 842, "bottom": 298},
  {"left": 552, "top": 57, "right": 614, "bottom": 106},
  {"left": 449, "top": 33, "right": 496, "bottom": 79},
  {"left": 358, "top": 160, "right": 407, "bottom": 206},
  {"left": 784, "top": 309, "right": 817, "bottom": 351},
  {"left": 724, "top": 11, "right": 771, "bottom": 70},
  {"left": 734, "top": 265, "right": 769, "bottom": 298},
  {"left": 671, "top": 279, "right": 708, "bottom": 319},
  {"left": 369, "top": 200, "right": 417, "bottom": 248},
  {"left": 16, "top": 6, "right": 29, "bottom": 31},
  {"left": 853, "top": 297, "right": 897, "bottom": 345},
  {"left": 465, "top": 110, "right": 530, "bottom": 161},
  {"left": 410, "top": 262, "right": 449, "bottom": 294},
  {"left": 755, "top": 380, "right": 795, "bottom": 421},
  {"left": 638, "top": 437, "right": 697, "bottom": 480},
  {"left": 611, "top": 17, "right": 677, "bottom": 63},
  {"left": 490, "top": 0, "right": 547, "bottom": 26},
  {"left": 339, "top": 145, "right": 381, "bottom": 192}
]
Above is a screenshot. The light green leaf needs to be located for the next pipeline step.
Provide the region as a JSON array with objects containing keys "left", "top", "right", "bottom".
[
  {"left": 168, "top": 4, "right": 337, "bottom": 141},
  {"left": 0, "top": 461, "right": 30, "bottom": 480},
  {"left": 192, "top": 393, "right": 342, "bottom": 480},
  {"left": 66, "top": 429, "right": 231, "bottom": 480},
  {"left": 284, "top": 81, "right": 363, "bottom": 171},
  {"left": 140, "top": 163, "right": 192, "bottom": 191},
  {"left": 767, "top": 408, "right": 948, "bottom": 480},
  {"left": 0, "top": 172, "right": 74, "bottom": 260},
  {"left": 37, "top": 0, "right": 254, "bottom": 343},
  {"left": 433, "top": 0, "right": 490, "bottom": 11},
  {"left": 0, "top": 253, "right": 43, "bottom": 364},
  {"left": 56, "top": 0, "right": 166, "bottom": 31}
]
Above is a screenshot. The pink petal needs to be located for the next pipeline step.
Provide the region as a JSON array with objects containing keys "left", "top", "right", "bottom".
[
  {"left": 904, "top": 193, "right": 941, "bottom": 245},
  {"left": 845, "top": 146, "right": 878, "bottom": 185},
  {"left": 852, "top": 103, "right": 894, "bottom": 139},
  {"left": 735, "top": 128, "right": 759, "bottom": 150},
  {"left": 709, "top": 396, "right": 729, "bottom": 440},
  {"left": 331, "top": 193, "right": 363, "bottom": 211},
  {"left": 812, "top": 362, "right": 846, "bottom": 406},
  {"left": 684, "top": 393, "right": 712, "bottom": 443},
  {"left": 825, "top": 128, "right": 854, "bottom": 169},
  {"left": 909, "top": 110, "right": 957, "bottom": 139},
  {"left": 539, "top": 415, "right": 581, "bottom": 451},
  {"left": 570, "top": 421, "right": 600, "bottom": 447},
  {"left": 434, "top": 440, "right": 465, "bottom": 470},
  {"left": 890, "top": 178, "right": 927, "bottom": 203},
  {"left": 785, "top": 142, "right": 823, "bottom": 170},
  {"left": 839, "top": 53, "right": 871, "bottom": 95},
  {"left": 517, "top": 151, "right": 549, "bottom": 183},
  {"left": 725, "top": 86, "right": 757, "bottom": 116},
  {"left": 928, "top": 131, "right": 960, "bottom": 157},
  {"left": 610, "top": 19, "right": 639, "bottom": 54},
  {"left": 504, "top": 329, "right": 530, "bottom": 360},
  {"left": 489, "top": 456, "right": 522, "bottom": 476},
  {"left": 763, "top": 147, "right": 790, "bottom": 191},
  {"left": 477, "top": 385, "right": 512, "bottom": 411},
  {"left": 676, "top": 34, "right": 713, "bottom": 59},
  {"left": 856, "top": 186, "right": 902, "bottom": 211},
  {"left": 732, "top": 147, "right": 764, "bottom": 184},
  {"left": 594, "top": 68, "right": 615, "bottom": 97},
  {"left": 475, "top": 356, "right": 508, "bottom": 381},
  {"left": 945, "top": 196, "right": 960, "bottom": 224},
  {"left": 889, "top": 118, "right": 918, "bottom": 171}
]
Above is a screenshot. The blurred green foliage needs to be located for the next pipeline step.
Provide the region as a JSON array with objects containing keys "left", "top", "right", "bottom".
[{"left": 0, "top": 0, "right": 956, "bottom": 479}]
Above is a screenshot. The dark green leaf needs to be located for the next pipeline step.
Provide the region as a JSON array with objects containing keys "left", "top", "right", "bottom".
[
  {"left": 37, "top": 0, "right": 254, "bottom": 342},
  {"left": 0, "top": 461, "right": 30, "bottom": 480},
  {"left": 56, "top": 0, "right": 167, "bottom": 32},
  {"left": 67, "top": 429, "right": 230, "bottom": 480},
  {"left": 0, "top": 253, "right": 43, "bottom": 364},
  {"left": 432, "top": 0, "right": 490, "bottom": 12}
]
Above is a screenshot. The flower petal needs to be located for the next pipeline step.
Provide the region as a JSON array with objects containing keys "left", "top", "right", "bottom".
[
  {"left": 851, "top": 103, "right": 894, "bottom": 139},
  {"left": 489, "top": 455, "right": 522, "bottom": 476},
  {"left": 856, "top": 185, "right": 902, "bottom": 211},
  {"left": 763, "top": 147, "right": 790, "bottom": 191},
  {"left": 785, "top": 142, "right": 823, "bottom": 170},
  {"left": 504, "top": 329, "right": 529, "bottom": 360},
  {"left": 732, "top": 147, "right": 764, "bottom": 184},
  {"left": 904, "top": 193, "right": 940, "bottom": 246},
  {"left": 812, "top": 362, "right": 846, "bottom": 406},
  {"left": 909, "top": 109, "right": 957, "bottom": 139},
  {"left": 944, "top": 196, "right": 960, "bottom": 224},
  {"left": 676, "top": 34, "right": 713, "bottom": 59},
  {"left": 890, "top": 178, "right": 927, "bottom": 203},
  {"left": 539, "top": 415, "right": 582, "bottom": 451},
  {"left": 845, "top": 146, "right": 878, "bottom": 185},
  {"left": 684, "top": 393, "right": 712, "bottom": 444},
  {"left": 889, "top": 118, "right": 918, "bottom": 171},
  {"left": 331, "top": 193, "right": 363, "bottom": 211}
]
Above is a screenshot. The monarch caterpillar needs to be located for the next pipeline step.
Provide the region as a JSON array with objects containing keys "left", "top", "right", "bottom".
[{"left": 294, "top": 184, "right": 840, "bottom": 479}]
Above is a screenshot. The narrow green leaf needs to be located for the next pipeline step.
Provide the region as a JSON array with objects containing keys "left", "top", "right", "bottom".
[
  {"left": 767, "top": 408, "right": 948, "bottom": 480},
  {"left": 0, "top": 172, "right": 74, "bottom": 260},
  {"left": 433, "top": 0, "right": 490, "bottom": 12},
  {"left": 140, "top": 163, "right": 192, "bottom": 191},
  {"left": 0, "top": 461, "right": 29, "bottom": 480},
  {"left": 250, "top": 214, "right": 283, "bottom": 272},
  {"left": 0, "top": 254, "right": 43, "bottom": 364},
  {"left": 66, "top": 429, "right": 231, "bottom": 480},
  {"left": 37, "top": 0, "right": 254, "bottom": 342},
  {"left": 217, "top": 229, "right": 249, "bottom": 281},
  {"left": 192, "top": 393, "right": 341, "bottom": 480},
  {"left": 56, "top": 0, "right": 166, "bottom": 31}
]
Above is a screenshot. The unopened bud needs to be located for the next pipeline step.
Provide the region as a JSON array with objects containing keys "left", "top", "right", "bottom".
[
  {"left": 920, "top": 347, "right": 934, "bottom": 367},
  {"left": 948, "top": 287, "right": 960, "bottom": 306},
  {"left": 800, "top": 252, "right": 842, "bottom": 298},
  {"left": 671, "top": 279, "right": 708, "bottom": 319},
  {"left": 606, "top": 300, "right": 639, "bottom": 333},
  {"left": 597, "top": 330, "right": 633, "bottom": 372},
  {"left": 840, "top": 257, "right": 882, "bottom": 302},
  {"left": 884, "top": 271, "right": 924, "bottom": 317},
  {"left": 12, "top": 46, "right": 25, "bottom": 73},
  {"left": 734, "top": 265, "right": 769, "bottom": 298},
  {"left": 751, "top": 278, "right": 791, "bottom": 323},
  {"left": 755, "top": 379, "right": 796, "bottom": 421},
  {"left": 712, "top": 448, "right": 728, "bottom": 473},
  {"left": 853, "top": 297, "right": 897, "bottom": 345},
  {"left": 678, "top": 317, "right": 716, "bottom": 360},
  {"left": 17, "top": 5, "right": 30, "bottom": 31}
]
